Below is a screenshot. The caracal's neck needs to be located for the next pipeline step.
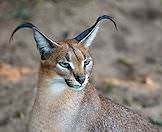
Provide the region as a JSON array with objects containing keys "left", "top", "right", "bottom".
[
  {"left": 29, "top": 66, "right": 100, "bottom": 131},
  {"left": 36, "top": 66, "right": 97, "bottom": 108}
]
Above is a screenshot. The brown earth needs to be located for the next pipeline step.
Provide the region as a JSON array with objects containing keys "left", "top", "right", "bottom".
[{"left": 0, "top": 0, "right": 162, "bottom": 131}]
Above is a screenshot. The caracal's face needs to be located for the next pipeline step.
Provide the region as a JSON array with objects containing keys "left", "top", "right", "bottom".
[{"left": 47, "top": 40, "right": 93, "bottom": 91}]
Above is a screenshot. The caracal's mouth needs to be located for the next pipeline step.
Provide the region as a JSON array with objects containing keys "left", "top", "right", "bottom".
[{"left": 65, "top": 79, "right": 86, "bottom": 91}]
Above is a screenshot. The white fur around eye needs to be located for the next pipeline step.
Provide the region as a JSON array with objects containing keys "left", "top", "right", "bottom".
[
  {"left": 81, "top": 61, "right": 84, "bottom": 68},
  {"left": 84, "top": 59, "right": 92, "bottom": 67},
  {"left": 85, "top": 60, "right": 93, "bottom": 72},
  {"left": 56, "top": 63, "right": 70, "bottom": 74},
  {"left": 69, "top": 62, "right": 75, "bottom": 69}
]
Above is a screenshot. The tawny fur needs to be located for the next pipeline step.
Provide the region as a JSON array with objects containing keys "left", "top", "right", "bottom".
[{"left": 28, "top": 39, "right": 159, "bottom": 132}]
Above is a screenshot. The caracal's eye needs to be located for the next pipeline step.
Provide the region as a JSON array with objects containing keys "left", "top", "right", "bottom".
[
  {"left": 58, "top": 61, "right": 71, "bottom": 69},
  {"left": 84, "top": 59, "right": 91, "bottom": 66}
]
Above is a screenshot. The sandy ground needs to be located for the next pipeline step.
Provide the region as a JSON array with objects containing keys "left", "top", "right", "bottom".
[{"left": 0, "top": 0, "right": 162, "bottom": 131}]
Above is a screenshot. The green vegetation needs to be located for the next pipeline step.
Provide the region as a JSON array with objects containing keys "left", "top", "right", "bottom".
[{"left": 106, "top": 81, "right": 114, "bottom": 94}]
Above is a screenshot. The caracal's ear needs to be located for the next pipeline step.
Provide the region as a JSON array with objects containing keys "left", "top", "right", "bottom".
[
  {"left": 74, "top": 15, "right": 117, "bottom": 47},
  {"left": 10, "top": 22, "right": 60, "bottom": 60}
]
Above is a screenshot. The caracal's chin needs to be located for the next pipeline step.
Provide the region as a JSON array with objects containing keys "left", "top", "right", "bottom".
[{"left": 65, "top": 75, "right": 89, "bottom": 91}]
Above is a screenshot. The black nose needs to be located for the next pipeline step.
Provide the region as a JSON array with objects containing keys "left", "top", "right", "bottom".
[{"left": 75, "top": 74, "right": 86, "bottom": 84}]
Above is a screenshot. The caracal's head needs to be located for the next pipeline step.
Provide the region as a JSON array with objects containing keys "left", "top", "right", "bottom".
[{"left": 10, "top": 15, "right": 117, "bottom": 91}]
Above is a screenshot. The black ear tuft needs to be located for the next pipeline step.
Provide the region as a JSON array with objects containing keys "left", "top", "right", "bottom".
[
  {"left": 10, "top": 22, "right": 59, "bottom": 60},
  {"left": 74, "top": 15, "right": 117, "bottom": 47},
  {"left": 10, "top": 22, "right": 36, "bottom": 42}
]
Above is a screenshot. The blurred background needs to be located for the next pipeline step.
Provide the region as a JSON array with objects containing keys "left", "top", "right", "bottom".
[{"left": 0, "top": 0, "right": 162, "bottom": 131}]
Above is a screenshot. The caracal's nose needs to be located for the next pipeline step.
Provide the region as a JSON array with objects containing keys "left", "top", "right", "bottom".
[{"left": 74, "top": 74, "right": 86, "bottom": 84}]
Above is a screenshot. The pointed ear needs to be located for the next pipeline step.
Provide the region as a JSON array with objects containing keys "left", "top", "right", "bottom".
[
  {"left": 74, "top": 15, "right": 117, "bottom": 47},
  {"left": 10, "top": 22, "right": 60, "bottom": 60}
]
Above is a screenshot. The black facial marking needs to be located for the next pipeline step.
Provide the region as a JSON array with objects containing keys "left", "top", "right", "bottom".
[
  {"left": 65, "top": 53, "right": 70, "bottom": 62},
  {"left": 69, "top": 45, "right": 80, "bottom": 61},
  {"left": 83, "top": 54, "right": 86, "bottom": 60},
  {"left": 74, "top": 15, "right": 117, "bottom": 42},
  {"left": 65, "top": 79, "right": 73, "bottom": 87},
  {"left": 59, "top": 61, "right": 71, "bottom": 70}
]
